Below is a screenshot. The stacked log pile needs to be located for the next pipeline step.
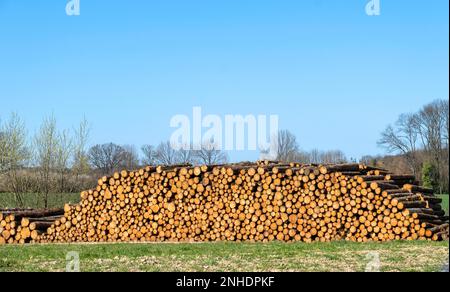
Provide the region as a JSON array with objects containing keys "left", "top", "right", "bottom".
[
  {"left": 0, "top": 208, "right": 64, "bottom": 244},
  {"left": 1, "top": 162, "right": 449, "bottom": 244}
]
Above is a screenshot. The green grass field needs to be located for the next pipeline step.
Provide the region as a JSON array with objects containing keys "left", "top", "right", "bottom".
[
  {"left": 437, "top": 194, "right": 449, "bottom": 215},
  {"left": 0, "top": 241, "right": 448, "bottom": 272},
  {"left": 0, "top": 193, "right": 80, "bottom": 209},
  {"left": 1, "top": 194, "right": 448, "bottom": 272}
]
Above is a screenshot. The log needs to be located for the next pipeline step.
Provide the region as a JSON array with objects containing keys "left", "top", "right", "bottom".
[
  {"left": 0, "top": 208, "right": 34, "bottom": 212},
  {"left": 385, "top": 174, "right": 416, "bottom": 181},
  {"left": 422, "top": 196, "right": 442, "bottom": 204},
  {"left": 403, "top": 184, "right": 434, "bottom": 194},
  {"left": 435, "top": 231, "right": 449, "bottom": 241},
  {"left": 406, "top": 208, "right": 435, "bottom": 215},
  {"left": 29, "top": 221, "right": 54, "bottom": 231},
  {"left": 322, "top": 164, "right": 361, "bottom": 173},
  {"left": 398, "top": 201, "right": 428, "bottom": 209},
  {"left": 428, "top": 224, "right": 449, "bottom": 233},
  {"left": 392, "top": 194, "right": 424, "bottom": 202},
  {"left": 1, "top": 208, "right": 64, "bottom": 219},
  {"left": 412, "top": 213, "right": 440, "bottom": 221},
  {"left": 28, "top": 216, "right": 63, "bottom": 223}
]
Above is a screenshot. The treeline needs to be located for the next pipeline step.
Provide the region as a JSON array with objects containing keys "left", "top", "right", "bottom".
[
  {"left": 88, "top": 140, "right": 228, "bottom": 175},
  {"left": 0, "top": 113, "right": 353, "bottom": 208},
  {"left": 0, "top": 114, "right": 229, "bottom": 207},
  {"left": 0, "top": 114, "right": 92, "bottom": 207},
  {"left": 365, "top": 99, "right": 448, "bottom": 193},
  {"left": 271, "top": 129, "right": 349, "bottom": 164},
  {"left": 1, "top": 98, "right": 447, "bottom": 207},
  {"left": 267, "top": 99, "right": 449, "bottom": 193}
]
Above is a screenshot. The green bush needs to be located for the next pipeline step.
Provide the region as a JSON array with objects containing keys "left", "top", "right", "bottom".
[{"left": 422, "top": 162, "right": 439, "bottom": 192}]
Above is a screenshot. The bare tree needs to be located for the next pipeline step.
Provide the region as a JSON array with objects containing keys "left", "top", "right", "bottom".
[
  {"left": 415, "top": 101, "right": 443, "bottom": 158},
  {"left": 440, "top": 99, "right": 449, "bottom": 148},
  {"left": 296, "top": 148, "right": 347, "bottom": 165},
  {"left": 0, "top": 113, "right": 30, "bottom": 206},
  {"left": 121, "top": 145, "right": 140, "bottom": 170},
  {"left": 414, "top": 100, "right": 447, "bottom": 192},
  {"left": 309, "top": 148, "right": 321, "bottom": 164},
  {"left": 275, "top": 130, "right": 300, "bottom": 162},
  {"left": 261, "top": 130, "right": 348, "bottom": 165},
  {"left": 378, "top": 99, "right": 449, "bottom": 192},
  {"left": 193, "top": 139, "right": 228, "bottom": 165},
  {"left": 378, "top": 113, "right": 420, "bottom": 175},
  {"left": 294, "top": 150, "right": 312, "bottom": 164},
  {"left": 360, "top": 155, "right": 382, "bottom": 167},
  {"left": 154, "top": 141, "right": 178, "bottom": 165},
  {"left": 72, "top": 117, "right": 90, "bottom": 179},
  {"left": 141, "top": 145, "right": 157, "bottom": 166},
  {"left": 55, "top": 129, "right": 73, "bottom": 193},
  {"left": 176, "top": 149, "right": 193, "bottom": 164},
  {"left": 321, "top": 150, "right": 347, "bottom": 164},
  {"left": 0, "top": 130, "right": 6, "bottom": 173},
  {"left": 34, "top": 115, "right": 59, "bottom": 208},
  {"left": 439, "top": 100, "right": 449, "bottom": 192},
  {"left": 142, "top": 143, "right": 194, "bottom": 165},
  {"left": 88, "top": 143, "right": 126, "bottom": 175}
]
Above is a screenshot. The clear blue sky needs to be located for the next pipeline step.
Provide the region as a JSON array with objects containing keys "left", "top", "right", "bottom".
[{"left": 0, "top": 0, "right": 448, "bottom": 162}]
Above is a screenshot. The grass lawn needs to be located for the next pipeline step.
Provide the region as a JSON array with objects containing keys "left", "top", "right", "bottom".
[
  {"left": 0, "top": 241, "right": 448, "bottom": 272},
  {"left": 437, "top": 194, "right": 449, "bottom": 215},
  {"left": 0, "top": 193, "right": 80, "bottom": 209}
]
